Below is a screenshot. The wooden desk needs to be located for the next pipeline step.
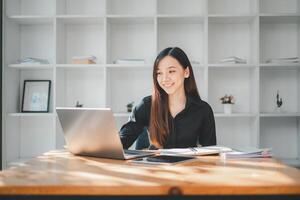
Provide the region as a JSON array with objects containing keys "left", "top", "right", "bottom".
[{"left": 0, "top": 150, "right": 300, "bottom": 196}]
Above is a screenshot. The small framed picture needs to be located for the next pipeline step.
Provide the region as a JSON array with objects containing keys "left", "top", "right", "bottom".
[{"left": 21, "top": 80, "right": 51, "bottom": 113}]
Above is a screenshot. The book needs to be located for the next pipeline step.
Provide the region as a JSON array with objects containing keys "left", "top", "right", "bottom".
[
  {"left": 71, "top": 59, "right": 96, "bottom": 64},
  {"left": 72, "top": 55, "right": 97, "bottom": 61},
  {"left": 265, "top": 57, "right": 299, "bottom": 64},
  {"left": 17, "top": 57, "right": 50, "bottom": 64},
  {"left": 71, "top": 55, "right": 97, "bottom": 64},
  {"left": 219, "top": 56, "right": 247, "bottom": 64}
]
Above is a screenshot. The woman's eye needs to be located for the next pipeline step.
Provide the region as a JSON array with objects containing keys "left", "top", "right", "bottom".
[
  {"left": 157, "top": 72, "right": 162, "bottom": 75},
  {"left": 169, "top": 70, "right": 176, "bottom": 73}
]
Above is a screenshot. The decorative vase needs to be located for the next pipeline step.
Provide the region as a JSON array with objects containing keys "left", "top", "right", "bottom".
[{"left": 223, "top": 104, "right": 232, "bottom": 114}]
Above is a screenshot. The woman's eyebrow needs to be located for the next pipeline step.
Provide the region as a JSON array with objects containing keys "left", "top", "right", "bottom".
[{"left": 157, "top": 66, "right": 176, "bottom": 71}]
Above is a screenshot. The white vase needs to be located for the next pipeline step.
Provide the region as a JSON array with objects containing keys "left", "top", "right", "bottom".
[{"left": 223, "top": 104, "right": 232, "bottom": 114}]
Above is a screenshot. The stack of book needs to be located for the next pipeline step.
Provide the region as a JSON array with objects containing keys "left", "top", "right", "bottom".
[
  {"left": 265, "top": 57, "right": 299, "bottom": 64},
  {"left": 71, "top": 55, "right": 97, "bottom": 64},
  {"left": 219, "top": 56, "right": 247, "bottom": 64},
  {"left": 17, "top": 57, "right": 49, "bottom": 65},
  {"left": 113, "top": 59, "right": 145, "bottom": 65}
]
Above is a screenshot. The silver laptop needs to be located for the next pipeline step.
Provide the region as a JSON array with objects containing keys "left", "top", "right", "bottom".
[{"left": 56, "top": 107, "right": 155, "bottom": 160}]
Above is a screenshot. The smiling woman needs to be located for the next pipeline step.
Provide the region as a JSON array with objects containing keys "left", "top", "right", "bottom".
[{"left": 119, "top": 47, "right": 216, "bottom": 150}]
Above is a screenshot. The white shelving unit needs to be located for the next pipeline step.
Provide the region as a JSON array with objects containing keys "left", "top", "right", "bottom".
[{"left": 2, "top": 0, "right": 300, "bottom": 168}]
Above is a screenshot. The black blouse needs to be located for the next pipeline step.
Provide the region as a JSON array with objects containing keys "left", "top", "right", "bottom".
[{"left": 119, "top": 95, "right": 216, "bottom": 149}]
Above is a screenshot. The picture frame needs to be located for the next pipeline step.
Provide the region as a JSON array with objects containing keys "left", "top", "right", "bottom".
[{"left": 21, "top": 80, "right": 51, "bottom": 113}]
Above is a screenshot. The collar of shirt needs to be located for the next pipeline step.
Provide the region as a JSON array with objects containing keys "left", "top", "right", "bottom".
[{"left": 185, "top": 94, "right": 202, "bottom": 110}]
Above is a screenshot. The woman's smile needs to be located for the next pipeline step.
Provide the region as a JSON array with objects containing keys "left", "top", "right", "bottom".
[{"left": 162, "top": 82, "right": 174, "bottom": 88}]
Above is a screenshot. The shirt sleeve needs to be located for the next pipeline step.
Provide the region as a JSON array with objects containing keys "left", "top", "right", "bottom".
[
  {"left": 198, "top": 104, "right": 217, "bottom": 146},
  {"left": 119, "top": 97, "right": 150, "bottom": 149}
]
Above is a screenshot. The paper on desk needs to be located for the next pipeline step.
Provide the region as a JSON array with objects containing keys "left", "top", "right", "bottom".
[
  {"left": 159, "top": 146, "right": 232, "bottom": 156},
  {"left": 220, "top": 147, "right": 272, "bottom": 158}
]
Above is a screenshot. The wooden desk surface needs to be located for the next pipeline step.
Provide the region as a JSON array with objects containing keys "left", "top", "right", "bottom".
[{"left": 0, "top": 150, "right": 300, "bottom": 195}]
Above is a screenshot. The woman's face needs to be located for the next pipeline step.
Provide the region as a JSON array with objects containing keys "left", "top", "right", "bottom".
[{"left": 156, "top": 56, "right": 189, "bottom": 95}]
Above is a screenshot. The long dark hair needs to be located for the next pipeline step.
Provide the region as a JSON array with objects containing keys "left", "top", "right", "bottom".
[{"left": 149, "top": 47, "right": 200, "bottom": 148}]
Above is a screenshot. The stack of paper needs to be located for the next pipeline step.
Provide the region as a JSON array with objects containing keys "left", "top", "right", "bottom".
[
  {"left": 221, "top": 147, "right": 272, "bottom": 158},
  {"left": 72, "top": 55, "right": 97, "bottom": 64},
  {"left": 159, "top": 146, "right": 232, "bottom": 156},
  {"left": 265, "top": 57, "right": 299, "bottom": 64},
  {"left": 219, "top": 56, "right": 247, "bottom": 64},
  {"left": 17, "top": 57, "right": 49, "bottom": 65},
  {"left": 113, "top": 59, "right": 145, "bottom": 65}
]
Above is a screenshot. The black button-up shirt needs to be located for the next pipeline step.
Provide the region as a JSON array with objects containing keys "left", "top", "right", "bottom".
[{"left": 119, "top": 95, "right": 216, "bottom": 149}]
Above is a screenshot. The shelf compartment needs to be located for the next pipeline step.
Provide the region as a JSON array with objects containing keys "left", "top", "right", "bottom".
[
  {"left": 56, "top": 0, "right": 105, "bottom": 15},
  {"left": 260, "top": 117, "right": 299, "bottom": 159},
  {"left": 20, "top": 117, "right": 55, "bottom": 158},
  {"left": 260, "top": 16, "right": 300, "bottom": 64},
  {"left": 106, "top": 67, "right": 152, "bottom": 113},
  {"left": 56, "top": 68, "right": 106, "bottom": 108},
  {"left": 260, "top": 68, "right": 300, "bottom": 113},
  {"left": 158, "top": 17, "right": 205, "bottom": 65},
  {"left": 56, "top": 17, "right": 105, "bottom": 64},
  {"left": 5, "top": 21, "right": 54, "bottom": 65},
  {"left": 215, "top": 117, "right": 259, "bottom": 148},
  {"left": 259, "top": 0, "right": 300, "bottom": 15},
  {"left": 4, "top": 69, "right": 54, "bottom": 114},
  {"left": 5, "top": 0, "right": 55, "bottom": 16},
  {"left": 208, "top": 16, "right": 258, "bottom": 65},
  {"left": 107, "top": 0, "right": 155, "bottom": 16},
  {"left": 107, "top": 17, "right": 155, "bottom": 65},
  {"left": 157, "top": 0, "right": 206, "bottom": 16},
  {"left": 208, "top": 68, "right": 258, "bottom": 114},
  {"left": 4, "top": 115, "right": 55, "bottom": 166},
  {"left": 208, "top": 0, "right": 257, "bottom": 15}
]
